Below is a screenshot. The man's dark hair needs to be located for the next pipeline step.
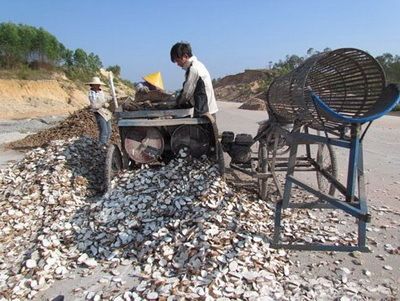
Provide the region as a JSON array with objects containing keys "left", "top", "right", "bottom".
[{"left": 170, "top": 42, "right": 193, "bottom": 62}]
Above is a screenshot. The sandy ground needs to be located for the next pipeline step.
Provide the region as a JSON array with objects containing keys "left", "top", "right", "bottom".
[
  {"left": 0, "top": 102, "right": 399, "bottom": 300},
  {"left": 219, "top": 103, "right": 400, "bottom": 299},
  {"left": 0, "top": 116, "right": 66, "bottom": 168}
]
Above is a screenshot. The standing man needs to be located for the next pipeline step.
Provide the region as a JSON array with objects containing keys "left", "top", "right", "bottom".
[
  {"left": 170, "top": 42, "right": 224, "bottom": 176},
  {"left": 170, "top": 42, "right": 218, "bottom": 118},
  {"left": 87, "top": 76, "right": 112, "bottom": 146}
]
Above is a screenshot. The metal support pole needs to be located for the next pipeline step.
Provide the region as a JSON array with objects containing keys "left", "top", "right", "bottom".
[
  {"left": 282, "top": 125, "right": 300, "bottom": 208},
  {"left": 346, "top": 124, "right": 361, "bottom": 202},
  {"left": 273, "top": 200, "right": 283, "bottom": 246},
  {"left": 305, "top": 127, "right": 311, "bottom": 159},
  {"left": 357, "top": 142, "right": 368, "bottom": 248}
]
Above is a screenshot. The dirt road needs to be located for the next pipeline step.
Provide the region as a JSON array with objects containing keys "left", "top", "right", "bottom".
[
  {"left": 0, "top": 102, "right": 399, "bottom": 300},
  {"left": 0, "top": 116, "right": 66, "bottom": 167},
  {"left": 218, "top": 102, "right": 400, "bottom": 299}
]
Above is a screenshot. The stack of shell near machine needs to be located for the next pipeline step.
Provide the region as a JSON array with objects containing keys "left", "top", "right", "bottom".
[{"left": 105, "top": 89, "right": 223, "bottom": 190}]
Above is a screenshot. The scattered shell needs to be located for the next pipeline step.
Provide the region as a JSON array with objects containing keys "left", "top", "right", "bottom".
[
  {"left": 25, "top": 259, "right": 37, "bottom": 269},
  {"left": 83, "top": 258, "right": 98, "bottom": 268},
  {"left": 228, "top": 261, "right": 238, "bottom": 272},
  {"left": 363, "top": 269, "right": 372, "bottom": 277},
  {"left": 146, "top": 291, "right": 159, "bottom": 300},
  {"left": 0, "top": 136, "right": 395, "bottom": 300}
]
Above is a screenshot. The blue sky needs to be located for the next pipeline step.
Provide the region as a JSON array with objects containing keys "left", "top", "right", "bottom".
[{"left": 1, "top": 0, "right": 399, "bottom": 90}]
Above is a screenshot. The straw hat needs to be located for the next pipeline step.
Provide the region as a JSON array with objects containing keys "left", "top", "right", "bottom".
[
  {"left": 86, "top": 76, "right": 105, "bottom": 85},
  {"left": 143, "top": 72, "right": 164, "bottom": 90}
]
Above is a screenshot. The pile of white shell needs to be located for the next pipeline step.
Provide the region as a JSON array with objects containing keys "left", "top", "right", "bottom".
[{"left": 0, "top": 137, "right": 376, "bottom": 300}]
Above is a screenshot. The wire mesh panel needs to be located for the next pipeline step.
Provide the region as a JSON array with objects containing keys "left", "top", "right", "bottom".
[{"left": 266, "top": 48, "right": 386, "bottom": 134}]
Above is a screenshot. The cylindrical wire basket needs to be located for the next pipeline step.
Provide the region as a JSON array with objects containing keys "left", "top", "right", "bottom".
[{"left": 266, "top": 48, "right": 386, "bottom": 132}]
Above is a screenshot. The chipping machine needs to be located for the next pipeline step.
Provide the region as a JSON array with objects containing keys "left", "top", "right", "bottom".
[{"left": 104, "top": 107, "right": 224, "bottom": 190}]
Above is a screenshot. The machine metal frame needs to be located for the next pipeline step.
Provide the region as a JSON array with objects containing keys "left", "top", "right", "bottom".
[
  {"left": 226, "top": 48, "right": 400, "bottom": 252},
  {"left": 104, "top": 107, "right": 224, "bottom": 190}
]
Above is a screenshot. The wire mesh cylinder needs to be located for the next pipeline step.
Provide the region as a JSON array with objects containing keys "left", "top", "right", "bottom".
[{"left": 266, "top": 48, "right": 386, "bottom": 131}]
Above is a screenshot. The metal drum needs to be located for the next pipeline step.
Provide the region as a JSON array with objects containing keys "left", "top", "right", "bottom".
[
  {"left": 266, "top": 48, "right": 387, "bottom": 133},
  {"left": 124, "top": 127, "right": 164, "bottom": 163},
  {"left": 171, "top": 125, "right": 210, "bottom": 158}
]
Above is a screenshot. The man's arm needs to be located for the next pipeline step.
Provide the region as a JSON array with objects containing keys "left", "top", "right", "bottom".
[{"left": 180, "top": 66, "right": 199, "bottom": 105}]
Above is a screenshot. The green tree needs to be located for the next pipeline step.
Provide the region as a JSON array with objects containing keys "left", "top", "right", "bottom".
[
  {"left": 0, "top": 22, "right": 108, "bottom": 82},
  {"left": 17, "top": 24, "right": 36, "bottom": 63},
  {"left": 273, "top": 54, "right": 304, "bottom": 75},
  {"left": 0, "top": 22, "right": 22, "bottom": 68},
  {"left": 376, "top": 53, "right": 400, "bottom": 83},
  {"left": 30, "top": 27, "right": 63, "bottom": 64},
  {"left": 87, "top": 52, "right": 102, "bottom": 71},
  {"left": 62, "top": 48, "right": 74, "bottom": 67},
  {"left": 106, "top": 65, "right": 121, "bottom": 77},
  {"left": 73, "top": 48, "right": 88, "bottom": 68},
  {"left": 65, "top": 48, "right": 103, "bottom": 81}
]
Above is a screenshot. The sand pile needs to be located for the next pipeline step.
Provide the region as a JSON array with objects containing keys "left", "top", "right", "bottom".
[
  {"left": 214, "top": 69, "right": 274, "bottom": 103},
  {"left": 239, "top": 97, "right": 267, "bottom": 111}
]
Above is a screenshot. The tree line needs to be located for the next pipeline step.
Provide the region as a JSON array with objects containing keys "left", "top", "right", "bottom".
[{"left": 0, "top": 22, "right": 123, "bottom": 82}]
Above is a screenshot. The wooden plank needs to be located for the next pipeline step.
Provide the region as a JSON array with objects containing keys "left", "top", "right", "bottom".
[
  {"left": 116, "top": 108, "right": 194, "bottom": 119},
  {"left": 118, "top": 117, "right": 208, "bottom": 127}
]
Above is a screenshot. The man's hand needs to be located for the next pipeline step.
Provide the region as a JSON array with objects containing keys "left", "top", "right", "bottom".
[
  {"left": 174, "top": 90, "right": 183, "bottom": 107},
  {"left": 175, "top": 95, "right": 184, "bottom": 108}
]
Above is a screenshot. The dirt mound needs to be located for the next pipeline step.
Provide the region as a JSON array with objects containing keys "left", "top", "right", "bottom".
[
  {"left": 214, "top": 69, "right": 270, "bottom": 88},
  {"left": 0, "top": 72, "right": 134, "bottom": 120},
  {"left": 239, "top": 97, "right": 267, "bottom": 111},
  {"left": 7, "top": 108, "right": 120, "bottom": 149},
  {"left": 0, "top": 79, "right": 88, "bottom": 119},
  {"left": 214, "top": 69, "right": 274, "bottom": 102}
]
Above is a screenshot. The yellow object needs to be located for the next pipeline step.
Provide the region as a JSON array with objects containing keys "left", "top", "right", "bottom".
[{"left": 143, "top": 72, "right": 164, "bottom": 90}]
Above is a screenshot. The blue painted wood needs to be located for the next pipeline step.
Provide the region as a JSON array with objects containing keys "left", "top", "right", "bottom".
[
  {"left": 311, "top": 84, "right": 399, "bottom": 124},
  {"left": 289, "top": 132, "right": 352, "bottom": 148},
  {"left": 273, "top": 122, "right": 371, "bottom": 251},
  {"left": 287, "top": 176, "right": 369, "bottom": 221}
]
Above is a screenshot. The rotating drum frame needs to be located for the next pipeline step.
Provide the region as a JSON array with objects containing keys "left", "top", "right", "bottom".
[
  {"left": 267, "top": 48, "right": 398, "bottom": 135},
  {"left": 262, "top": 48, "right": 400, "bottom": 252}
]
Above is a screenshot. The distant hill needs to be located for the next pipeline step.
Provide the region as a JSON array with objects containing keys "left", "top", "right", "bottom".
[
  {"left": 213, "top": 69, "right": 276, "bottom": 111},
  {"left": 0, "top": 68, "right": 134, "bottom": 119},
  {"left": 213, "top": 69, "right": 274, "bottom": 104}
]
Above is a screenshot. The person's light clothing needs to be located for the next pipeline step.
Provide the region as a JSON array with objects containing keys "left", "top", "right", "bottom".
[
  {"left": 180, "top": 56, "right": 218, "bottom": 116},
  {"left": 88, "top": 90, "right": 112, "bottom": 121},
  {"left": 88, "top": 89, "right": 112, "bottom": 145},
  {"left": 135, "top": 82, "right": 150, "bottom": 93}
]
